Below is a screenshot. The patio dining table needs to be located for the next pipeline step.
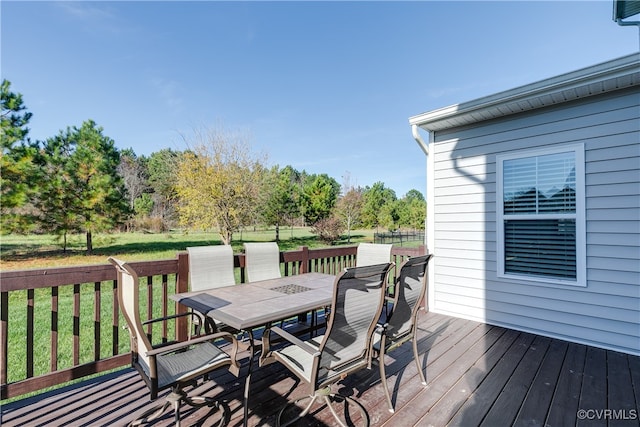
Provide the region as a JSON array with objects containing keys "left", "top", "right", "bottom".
[{"left": 170, "top": 272, "right": 336, "bottom": 426}]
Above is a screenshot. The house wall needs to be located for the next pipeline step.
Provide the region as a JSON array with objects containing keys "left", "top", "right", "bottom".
[{"left": 430, "top": 87, "right": 640, "bottom": 355}]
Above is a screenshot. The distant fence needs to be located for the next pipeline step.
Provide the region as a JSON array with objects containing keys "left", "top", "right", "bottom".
[{"left": 374, "top": 230, "right": 425, "bottom": 245}]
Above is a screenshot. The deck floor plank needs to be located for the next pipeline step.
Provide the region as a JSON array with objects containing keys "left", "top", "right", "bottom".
[
  {"left": 423, "top": 327, "right": 518, "bottom": 427},
  {"left": 384, "top": 324, "right": 503, "bottom": 427},
  {"left": 607, "top": 351, "right": 639, "bottom": 427},
  {"left": 2, "top": 312, "right": 639, "bottom": 427},
  {"left": 513, "top": 338, "right": 568, "bottom": 427},
  {"left": 408, "top": 326, "right": 508, "bottom": 427},
  {"left": 448, "top": 330, "right": 521, "bottom": 427},
  {"left": 629, "top": 354, "right": 640, "bottom": 415},
  {"left": 544, "top": 342, "right": 587, "bottom": 427},
  {"left": 479, "top": 335, "right": 553, "bottom": 427},
  {"left": 577, "top": 346, "right": 608, "bottom": 427},
  {"left": 447, "top": 330, "right": 535, "bottom": 427}
]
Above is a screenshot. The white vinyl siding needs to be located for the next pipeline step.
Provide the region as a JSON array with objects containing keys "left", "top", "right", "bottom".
[{"left": 429, "top": 89, "right": 640, "bottom": 355}]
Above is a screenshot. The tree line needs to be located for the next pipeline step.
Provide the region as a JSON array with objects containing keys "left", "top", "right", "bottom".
[{"left": 1, "top": 80, "right": 426, "bottom": 253}]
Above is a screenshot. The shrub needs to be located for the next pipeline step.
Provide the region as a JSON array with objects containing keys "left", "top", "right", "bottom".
[{"left": 311, "top": 217, "right": 344, "bottom": 244}]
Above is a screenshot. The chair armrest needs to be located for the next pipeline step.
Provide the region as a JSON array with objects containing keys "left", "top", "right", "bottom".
[
  {"left": 268, "top": 326, "right": 321, "bottom": 356},
  {"left": 145, "top": 331, "right": 238, "bottom": 357},
  {"left": 142, "top": 311, "right": 201, "bottom": 326}
]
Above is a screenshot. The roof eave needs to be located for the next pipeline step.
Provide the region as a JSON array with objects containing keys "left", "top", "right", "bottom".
[{"left": 409, "top": 53, "right": 640, "bottom": 132}]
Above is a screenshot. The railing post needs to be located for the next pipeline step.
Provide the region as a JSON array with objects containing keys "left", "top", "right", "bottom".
[
  {"left": 300, "top": 246, "right": 309, "bottom": 274},
  {"left": 176, "top": 252, "right": 189, "bottom": 342},
  {"left": 238, "top": 253, "right": 246, "bottom": 283}
]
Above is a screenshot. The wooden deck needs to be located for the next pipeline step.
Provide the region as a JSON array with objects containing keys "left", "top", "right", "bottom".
[{"left": 2, "top": 311, "right": 639, "bottom": 427}]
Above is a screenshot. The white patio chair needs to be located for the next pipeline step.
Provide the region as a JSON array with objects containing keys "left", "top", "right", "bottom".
[
  {"left": 108, "top": 257, "right": 240, "bottom": 427},
  {"left": 260, "top": 262, "right": 394, "bottom": 427},
  {"left": 372, "top": 253, "right": 433, "bottom": 412},
  {"left": 243, "top": 242, "right": 281, "bottom": 282},
  {"left": 187, "top": 245, "right": 236, "bottom": 291},
  {"left": 187, "top": 245, "right": 236, "bottom": 333},
  {"left": 356, "top": 242, "right": 393, "bottom": 267}
]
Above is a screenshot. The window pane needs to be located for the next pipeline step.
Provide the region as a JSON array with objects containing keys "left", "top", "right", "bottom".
[
  {"left": 504, "top": 219, "right": 576, "bottom": 279},
  {"left": 503, "top": 152, "right": 576, "bottom": 214},
  {"left": 504, "top": 157, "right": 537, "bottom": 214},
  {"left": 538, "top": 152, "right": 576, "bottom": 213}
]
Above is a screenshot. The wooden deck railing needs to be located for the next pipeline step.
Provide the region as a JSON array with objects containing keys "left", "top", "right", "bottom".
[{"left": 0, "top": 245, "right": 425, "bottom": 400}]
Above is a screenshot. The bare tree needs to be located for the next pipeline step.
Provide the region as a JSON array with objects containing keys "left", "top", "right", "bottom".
[
  {"left": 117, "top": 150, "right": 148, "bottom": 212},
  {"left": 335, "top": 186, "right": 363, "bottom": 243}
]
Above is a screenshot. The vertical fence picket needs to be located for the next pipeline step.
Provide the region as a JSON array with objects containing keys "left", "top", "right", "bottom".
[
  {"left": 94, "top": 282, "right": 101, "bottom": 361},
  {"left": 0, "top": 291, "right": 7, "bottom": 393},
  {"left": 161, "top": 274, "right": 168, "bottom": 343},
  {"left": 51, "top": 286, "right": 58, "bottom": 372},
  {"left": 73, "top": 284, "right": 80, "bottom": 366},
  {"left": 146, "top": 277, "right": 153, "bottom": 341},
  {"left": 26, "top": 289, "right": 34, "bottom": 378},
  {"left": 112, "top": 280, "right": 119, "bottom": 356}
]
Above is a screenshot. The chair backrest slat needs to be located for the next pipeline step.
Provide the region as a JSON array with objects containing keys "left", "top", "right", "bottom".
[
  {"left": 356, "top": 243, "right": 392, "bottom": 267},
  {"left": 319, "top": 262, "right": 393, "bottom": 375},
  {"left": 386, "top": 254, "right": 433, "bottom": 338},
  {"left": 187, "top": 245, "right": 236, "bottom": 291},
  {"left": 244, "top": 242, "right": 281, "bottom": 282}
]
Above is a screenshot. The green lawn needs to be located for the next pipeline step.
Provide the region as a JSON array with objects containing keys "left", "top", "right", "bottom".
[{"left": 0, "top": 227, "right": 376, "bottom": 270}]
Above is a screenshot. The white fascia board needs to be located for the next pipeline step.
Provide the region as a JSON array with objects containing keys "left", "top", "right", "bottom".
[{"left": 409, "top": 53, "right": 640, "bottom": 132}]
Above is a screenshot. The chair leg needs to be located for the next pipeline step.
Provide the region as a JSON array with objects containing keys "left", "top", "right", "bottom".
[
  {"left": 277, "top": 387, "right": 369, "bottom": 427},
  {"left": 323, "top": 393, "right": 369, "bottom": 427},
  {"left": 130, "top": 386, "right": 228, "bottom": 427},
  {"left": 378, "top": 351, "right": 394, "bottom": 413},
  {"left": 413, "top": 336, "right": 427, "bottom": 385},
  {"left": 181, "top": 392, "right": 229, "bottom": 427},
  {"left": 129, "top": 400, "right": 171, "bottom": 426},
  {"left": 277, "top": 393, "right": 320, "bottom": 427},
  {"left": 167, "top": 390, "right": 182, "bottom": 426}
]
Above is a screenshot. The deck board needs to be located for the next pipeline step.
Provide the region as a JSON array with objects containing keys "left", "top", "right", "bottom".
[
  {"left": 545, "top": 342, "right": 586, "bottom": 427},
  {"left": 481, "top": 335, "right": 552, "bottom": 427},
  {"left": 446, "top": 328, "right": 523, "bottom": 427},
  {"left": 2, "top": 311, "right": 639, "bottom": 427},
  {"left": 578, "top": 347, "right": 609, "bottom": 427},
  {"left": 514, "top": 338, "right": 568, "bottom": 426}
]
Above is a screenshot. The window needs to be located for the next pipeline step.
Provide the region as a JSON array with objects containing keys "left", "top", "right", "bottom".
[{"left": 497, "top": 144, "right": 585, "bottom": 286}]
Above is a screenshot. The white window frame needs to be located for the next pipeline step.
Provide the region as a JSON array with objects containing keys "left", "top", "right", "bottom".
[{"left": 496, "top": 143, "right": 586, "bottom": 287}]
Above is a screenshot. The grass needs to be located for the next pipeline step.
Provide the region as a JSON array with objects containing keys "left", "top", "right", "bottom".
[{"left": 0, "top": 227, "right": 376, "bottom": 270}]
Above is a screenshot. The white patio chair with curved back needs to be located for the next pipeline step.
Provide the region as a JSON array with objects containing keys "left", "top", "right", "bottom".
[
  {"left": 109, "top": 257, "right": 240, "bottom": 427},
  {"left": 243, "top": 242, "right": 282, "bottom": 282},
  {"left": 371, "top": 253, "right": 433, "bottom": 413},
  {"left": 188, "top": 245, "right": 236, "bottom": 291},
  {"left": 260, "top": 262, "right": 394, "bottom": 427},
  {"left": 356, "top": 243, "right": 393, "bottom": 267},
  {"left": 356, "top": 242, "right": 394, "bottom": 319},
  {"left": 187, "top": 245, "right": 236, "bottom": 333}
]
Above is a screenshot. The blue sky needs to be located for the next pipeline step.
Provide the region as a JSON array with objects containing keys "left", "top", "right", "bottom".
[{"left": 2, "top": 1, "right": 638, "bottom": 197}]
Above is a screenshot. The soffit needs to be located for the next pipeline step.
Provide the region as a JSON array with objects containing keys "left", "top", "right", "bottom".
[{"left": 409, "top": 53, "right": 640, "bottom": 132}]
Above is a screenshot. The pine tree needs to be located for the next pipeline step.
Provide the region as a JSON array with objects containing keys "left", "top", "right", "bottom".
[{"left": 34, "top": 120, "right": 130, "bottom": 253}]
